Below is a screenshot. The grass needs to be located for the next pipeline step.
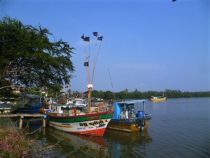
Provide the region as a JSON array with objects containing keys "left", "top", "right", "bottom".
[
  {"left": 0, "top": 118, "right": 58, "bottom": 158},
  {"left": 0, "top": 118, "right": 33, "bottom": 158}
]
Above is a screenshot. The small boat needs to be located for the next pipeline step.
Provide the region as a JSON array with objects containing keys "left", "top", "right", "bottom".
[
  {"left": 13, "top": 94, "right": 42, "bottom": 114},
  {"left": 0, "top": 103, "right": 12, "bottom": 114},
  {"left": 144, "top": 113, "right": 152, "bottom": 120},
  {"left": 150, "top": 96, "right": 167, "bottom": 103},
  {"left": 107, "top": 100, "right": 150, "bottom": 132}
]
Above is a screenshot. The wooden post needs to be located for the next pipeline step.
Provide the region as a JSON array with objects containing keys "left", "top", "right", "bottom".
[
  {"left": 42, "top": 127, "right": 46, "bottom": 135},
  {"left": 19, "top": 115, "right": 24, "bottom": 129},
  {"left": 43, "top": 118, "right": 46, "bottom": 128}
]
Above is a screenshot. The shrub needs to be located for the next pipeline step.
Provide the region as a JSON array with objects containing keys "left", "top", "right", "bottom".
[{"left": 0, "top": 118, "right": 33, "bottom": 158}]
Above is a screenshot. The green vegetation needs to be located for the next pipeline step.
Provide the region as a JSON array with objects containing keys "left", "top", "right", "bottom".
[
  {"left": 0, "top": 17, "right": 74, "bottom": 97},
  {"left": 91, "top": 89, "right": 210, "bottom": 100},
  {"left": 0, "top": 118, "right": 57, "bottom": 158},
  {"left": 0, "top": 118, "right": 32, "bottom": 158}
]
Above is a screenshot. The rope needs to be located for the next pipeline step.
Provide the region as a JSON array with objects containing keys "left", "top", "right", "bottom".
[
  {"left": 25, "top": 126, "right": 43, "bottom": 135},
  {"left": 92, "top": 40, "right": 102, "bottom": 83}
]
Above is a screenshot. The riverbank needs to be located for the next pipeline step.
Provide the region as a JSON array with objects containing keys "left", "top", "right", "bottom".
[
  {"left": 0, "top": 118, "right": 33, "bottom": 157},
  {"left": 0, "top": 118, "right": 60, "bottom": 158}
]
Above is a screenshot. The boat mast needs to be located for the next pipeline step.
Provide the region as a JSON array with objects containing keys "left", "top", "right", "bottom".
[
  {"left": 87, "top": 83, "right": 93, "bottom": 113},
  {"left": 81, "top": 32, "right": 103, "bottom": 113}
]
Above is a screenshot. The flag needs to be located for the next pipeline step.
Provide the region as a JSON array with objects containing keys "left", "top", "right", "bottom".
[
  {"left": 81, "top": 34, "right": 85, "bottom": 39},
  {"left": 97, "top": 36, "right": 103, "bottom": 41},
  {"left": 93, "top": 32, "right": 98, "bottom": 37},
  {"left": 84, "top": 37, "right": 90, "bottom": 42},
  {"left": 84, "top": 61, "right": 89, "bottom": 67}
]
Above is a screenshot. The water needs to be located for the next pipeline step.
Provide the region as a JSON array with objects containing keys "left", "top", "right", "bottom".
[{"left": 31, "top": 97, "right": 210, "bottom": 158}]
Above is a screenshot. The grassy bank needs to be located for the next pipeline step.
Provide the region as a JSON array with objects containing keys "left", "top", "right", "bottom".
[{"left": 0, "top": 118, "right": 33, "bottom": 158}]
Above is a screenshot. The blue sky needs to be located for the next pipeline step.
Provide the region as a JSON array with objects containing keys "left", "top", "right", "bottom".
[{"left": 0, "top": 0, "right": 209, "bottom": 92}]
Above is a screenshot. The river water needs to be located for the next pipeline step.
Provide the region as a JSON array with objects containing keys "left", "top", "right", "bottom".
[{"left": 31, "top": 97, "right": 210, "bottom": 158}]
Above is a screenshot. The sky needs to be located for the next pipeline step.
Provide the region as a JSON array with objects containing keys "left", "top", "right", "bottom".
[{"left": 0, "top": 0, "right": 209, "bottom": 92}]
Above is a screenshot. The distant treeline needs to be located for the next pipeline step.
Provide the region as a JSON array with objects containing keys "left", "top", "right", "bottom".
[{"left": 90, "top": 89, "right": 210, "bottom": 100}]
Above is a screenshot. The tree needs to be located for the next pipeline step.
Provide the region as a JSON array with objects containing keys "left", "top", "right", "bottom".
[
  {"left": 0, "top": 17, "right": 74, "bottom": 93},
  {"left": 103, "top": 91, "right": 114, "bottom": 100}
]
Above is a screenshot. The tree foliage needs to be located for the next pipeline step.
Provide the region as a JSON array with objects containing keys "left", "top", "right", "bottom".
[{"left": 0, "top": 17, "right": 74, "bottom": 92}]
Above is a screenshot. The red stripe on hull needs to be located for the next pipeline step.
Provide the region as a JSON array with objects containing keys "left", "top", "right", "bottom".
[{"left": 71, "top": 128, "right": 106, "bottom": 137}]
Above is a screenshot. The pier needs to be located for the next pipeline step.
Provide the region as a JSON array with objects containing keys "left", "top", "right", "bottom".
[{"left": 0, "top": 113, "right": 46, "bottom": 129}]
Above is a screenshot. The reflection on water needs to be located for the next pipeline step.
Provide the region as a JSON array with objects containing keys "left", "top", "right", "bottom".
[
  {"left": 30, "top": 126, "right": 151, "bottom": 158},
  {"left": 40, "top": 127, "right": 110, "bottom": 158},
  {"left": 105, "top": 129, "right": 152, "bottom": 158},
  {"left": 105, "top": 129, "right": 152, "bottom": 144}
]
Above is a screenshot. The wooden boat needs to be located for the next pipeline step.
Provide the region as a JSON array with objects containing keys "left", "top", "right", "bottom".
[
  {"left": 46, "top": 90, "right": 113, "bottom": 137},
  {"left": 42, "top": 101, "right": 113, "bottom": 136},
  {"left": 46, "top": 32, "right": 113, "bottom": 136},
  {"left": 150, "top": 96, "right": 167, "bottom": 102},
  {"left": 107, "top": 100, "right": 150, "bottom": 132},
  {"left": 48, "top": 107, "right": 113, "bottom": 136},
  {"left": 13, "top": 94, "right": 42, "bottom": 114},
  {"left": 0, "top": 103, "right": 12, "bottom": 114}
]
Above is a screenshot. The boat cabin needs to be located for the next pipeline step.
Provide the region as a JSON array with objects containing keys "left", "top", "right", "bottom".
[
  {"left": 48, "top": 103, "right": 86, "bottom": 116},
  {"left": 66, "top": 98, "right": 87, "bottom": 107},
  {"left": 108, "top": 100, "right": 148, "bottom": 132},
  {"left": 113, "top": 100, "right": 146, "bottom": 120}
]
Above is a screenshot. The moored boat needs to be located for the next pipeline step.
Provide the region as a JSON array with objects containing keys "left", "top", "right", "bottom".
[
  {"left": 13, "top": 94, "right": 42, "bottom": 114},
  {"left": 46, "top": 32, "right": 113, "bottom": 136},
  {"left": 48, "top": 108, "right": 113, "bottom": 136},
  {"left": 150, "top": 96, "right": 167, "bottom": 102},
  {"left": 107, "top": 100, "right": 151, "bottom": 132},
  {"left": 47, "top": 96, "right": 113, "bottom": 137},
  {"left": 41, "top": 99, "right": 113, "bottom": 136}
]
